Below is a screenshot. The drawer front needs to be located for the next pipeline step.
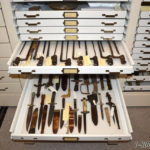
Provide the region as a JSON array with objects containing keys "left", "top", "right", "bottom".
[
  {"left": 0, "top": 43, "right": 12, "bottom": 57},
  {"left": 124, "top": 85, "right": 150, "bottom": 91},
  {"left": 18, "top": 27, "right": 124, "bottom": 34},
  {"left": 0, "top": 83, "right": 21, "bottom": 93},
  {"left": 0, "top": 71, "right": 20, "bottom": 83},
  {"left": 132, "top": 48, "right": 150, "bottom": 54},
  {"left": 17, "top": 19, "right": 126, "bottom": 27},
  {"left": 0, "top": 27, "right": 9, "bottom": 43},
  {"left": 10, "top": 77, "right": 132, "bottom": 141},
  {"left": 0, "top": 58, "right": 9, "bottom": 70},
  {"left": 137, "top": 27, "right": 150, "bottom": 34},
  {"left": 13, "top": 0, "right": 129, "bottom": 1},
  {"left": 134, "top": 41, "right": 150, "bottom": 48},
  {"left": 20, "top": 34, "right": 123, "bottom": 41},
  {"left": 136, "top": 34, "right": 150, "bottom": 41},
  {"left": 140, "top": 12, "right": 150, "bottom": 19},
  {"left": 0, "top": 9, "right": 5, "bottom": 27},
  {"left": 15, "top": 10, "right": 127, "bottom": 19},
  {"left": 132, "top": 53, "right": 150, "bottom": 60},
  {"left": 134, "top": 65, "right": 150, "bottom": 72},
  {"left": 139, "top": 19, "right": 150, "bottom": 26}
]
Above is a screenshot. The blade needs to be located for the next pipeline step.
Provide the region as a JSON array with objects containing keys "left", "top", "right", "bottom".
[
  {"left": 74, "top": 99, "right": 77, "bottom": 126},
  {"left": 48, "top": 105, "right": 55, "bottom": 126},
  {"left": 91, "top": 103, "right": 98, "bottom": 126},
  {"left": 26, "top": 106, "right": 33, "bottom": 131},
  {"left": 29, "top": 108, "right": 38, "bottom": 134},
  {"left": 100, "top": 104, "right": 104, "bottom": 120},
  {"left": 41, "top": 105, "right": 48, "bottom": 134},
  {"left": 60, "top": 109, "right": 64, "bottom": 128},
  {"left": 113, "top": 106, "right": 120, "bottom": 129},
  {"left": 83, "top": 113, "right": 87, "bottom": 134},
  {"left": 38, "top": 104, "right": 44, "bottom": 129},
  {"left": 78, "top": 115, "right": 82, "bottom": 133}
]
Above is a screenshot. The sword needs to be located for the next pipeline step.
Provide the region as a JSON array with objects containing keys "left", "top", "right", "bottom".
[
  {"left": 87, "top": 93, "right": 98, "bottom": 126},
  {"left": 81, "top": 98, "right": 89, "bottom": 134},
  {"left": 26, "top": 92, "right": 35, "bottom": 131},
  {"left": 38, "top": 94, "right": 45, "bottom": 129},
  {"left": 48, "top": 91, "right": 56, "bottom": 126}
]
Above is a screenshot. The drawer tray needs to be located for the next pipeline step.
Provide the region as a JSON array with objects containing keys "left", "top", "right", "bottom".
[
  {"left": 10, "top": 75, "right": 132, "bottom": 142},
  {"left": 8, "top": 41, "right": 134, "bottom": 74}
]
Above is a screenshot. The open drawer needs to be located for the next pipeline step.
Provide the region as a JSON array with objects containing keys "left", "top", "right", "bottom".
[
  {"left": 8, "top": 41, "right": 134, "bottom": 74},
  {"left": 10, "top": 75, "right": 132, "bottom": 142}
]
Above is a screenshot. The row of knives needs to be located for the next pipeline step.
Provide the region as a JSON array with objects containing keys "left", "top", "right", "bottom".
[{"left": 26, "top": 75, "right": 120, "bottom": 134}]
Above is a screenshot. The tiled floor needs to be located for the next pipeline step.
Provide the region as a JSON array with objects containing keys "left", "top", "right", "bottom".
[{"left": 0, "top": 107, "right": 150, "bottom": 150}]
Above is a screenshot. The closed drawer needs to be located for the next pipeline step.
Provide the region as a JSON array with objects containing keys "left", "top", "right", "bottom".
[
  {"left": 140, "top": 11, "right": 150, "bottom": 19},
  {"left": 137, "top": 27, "right": 150, "bottom": 34},
  {"left": 134, "top": 41, "right": 150, "bottom": 48},
  {"left": 0, "top": 43, "right": 12, "bottom": 57},
  {"left": 0, "top": 27, "right": 9, "bottom": 43},
  {"left": 17, "top": 19, "right": 126, "bottom": 27},
  {"left": 136, "top": 34, "right": 150, "bottom": 41},
  {"left": 15, "top": 10, "right": 127, "bottom": 19},
  {"left": 0, "top": 10, "right": 5, "bottom": 27},
  {"left": 0, "top": 71, "right": 20, "bottom": 83},
  {"left": 134, "top": 65, "right": 150, "bottom": 72},
  {"left": 0, "top": 83, "right": 21, "bottom": 93},
  {"left": 132, "top": 53, "right": 150, "bottom": 60},
  {"left": 18, "top": 27, "right": 125, "bottom": 34},
  {"left": 0, "top": 58, "right": 9, "bottom": 70},
  {"left": 139, "top": 19, "right": 150, "bottom": 26},
  {"left": 19, "top": 33, "right": 123, "bottom": 41},
  {"left": 134, "top": 60, "right": 150, "bottom": 66},
  {"left": 132, "top": 48, "right": 150, "bottom": 54}
]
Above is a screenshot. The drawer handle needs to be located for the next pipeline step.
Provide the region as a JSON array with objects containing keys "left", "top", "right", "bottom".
[
  {"left": 101, "top": 36, "right": 115, "bottom": 40},
  {"left": 0, "top": 87, "right": 8, "bottom": 91},
  {"left": 27, "top": 30, "right": 41, "bottom": 34},
  {"left": 101, "top": 29, "right": 116, "bottom": 33},
  {"left": 137, "top": 63, "right": 148, "bottom": 66},
  {"left": 140, "top": 50, "right": 150, "bottom": 54},
  {"left": 101, "top": 22, "right": 117, "bottom": 26},
  {"left": 136, "top": 68, "right": 148, "bottom": 71},
  {"left": 102, "top": 14, "right": 118, "bottom": 18},
  {"left": 144, "top": 37, "right": 150, "bottom": 41},
  {"left": 0, "top": 76, "right": 5, "bottom": 80},
  {"left": 24, "top": 14, "right": 39, "bottom": 18},
  {"left": 63, "top": 12, "right": 78, "bottom": 18},
  {"left": 28, "top": 37, "right": 43, "bottom": 41},
  {"left": 65, "top": 35, "right": 78, "bottom": 40},
  {"left": 64, "top": 28, "right": 78, "bottom": 33},
  {"left": 139, "top": 57, "right": 150, "bottom": 60},
  {"left": 133, "top": 78, "right": 145, "bottom": 81},
  {"left": 147, "top": 22, "right": 150, "bottom": 25},
  {"left": 145, "top": 30, "right": 150, "bottom": 33},
  {"left": 25, "top": 22, "right": 41, "bottom": 26},
  {"left": 142, "top": 44, "right": 150, "bottom": 47},
  {"left": 64, "top": 20, "right": 78, "bottom": 26}
]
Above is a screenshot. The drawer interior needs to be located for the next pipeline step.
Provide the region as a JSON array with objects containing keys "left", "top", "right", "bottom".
[
  {"left": 10, "top": 75, "right": 132, "bottom": 141},
  {"left": 8, "top": 41, "right": 134, "bottom": 74}
]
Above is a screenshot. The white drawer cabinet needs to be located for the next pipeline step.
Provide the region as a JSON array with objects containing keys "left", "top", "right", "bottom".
[
  {"left": 0, "top": 9, "right": 5, "bottom": 27},
  {"left": 0, "top": 27, "right": 9, "bottom": 43}
]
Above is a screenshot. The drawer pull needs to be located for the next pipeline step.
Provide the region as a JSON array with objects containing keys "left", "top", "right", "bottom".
[
  {"left": 65, "top": 35, "right": 78, "bottom": 40},
  {"left": 140, "top": 50, "right": 150, "bottom": 54},
  {"left": 64, "top": 20, "right": 78, "bottom": 26},
  {"left": 136, "top": 68, "right": 148, "bottom": 71},
  {"left": 142, "top": 43, "right": 150, "bottom": 47},
  {"left": 101, "top": 29, "right": 116, "bottom": 33},
  {"left": 63, "top": 12, "right": 78, "bottom": 18},
  {"left": 101, "top": 22, "right": 117, "bottom": 26},
  {"left": 147, "top": 22, "right": 150, "bottom": 25},
  {"left": 144, "top": 37, "right": 150, "bottom": 41},
  {"left": 28, "top": 37, "right": 43, "bottom": 41},
  {"left": 133, "top": 78, "right": 145, "bottom": 81},
  {"left": 0, "top": 87, "right": 8, "bottom": 91},
  {"left": 64, "top": 28, "right": 78, "bottom": 33},
  {"left": 24, "top": 14, "right": 39, "bottom": 18},
  {"left": 0, "top": 76, "right": 5, "bottom": 80},
  {"left": 145, "top": 30, "right": 150, "bottom": 33},
  {"left": 102, "top": 14, "right": 118, "bottom": 18},
  {"left": 27, "top": 30, "right": 41, "bottom": 34},
  {"left": 25, "top": 22, "right": 40, "bottom": 26},
  {"left": 101, "top": 36, "right": 115, "bottom": 40}
]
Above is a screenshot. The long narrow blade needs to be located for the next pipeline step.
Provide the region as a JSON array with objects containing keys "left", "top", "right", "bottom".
[
  {"left": 100, "top": 105, "right": 104, "bottom": 120},
  {"left": 91, "top": 104, "right": 98, "bottom": 126},
  {"left": 38, "top": 105, "right": 44, "bottom": 129},
  {"left": 48, "top": 106, "right": 54, "bottom": 126},
  {"left": 114, "top": 106, "right": 120, "bottom": 129},
  {"left": 83, "top": 113, "right": 87, "bottom": 134},
  {"left": 60, "top": 109, "right": 64, "bottom": 128},
  {"left": 41, "top": 105, "right": 48, "bottom": 134},
  {"left": 26, "top": 106, "right": 33, "bottom": 131}
]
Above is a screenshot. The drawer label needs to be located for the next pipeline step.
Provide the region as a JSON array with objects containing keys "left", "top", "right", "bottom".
[
  {"left": 65, "top": 35, "right": 78, "bottom": 40},
  {"left": 64, "top": 12, "right": 78, "bottom": 18},
  {"left": 64, "top": 20, "right": 78, "bottom": 26},
  {"left": 64, "top": 28, "right": 78, "bottom": 33},
  {"left": 62, "top": 68, "right": 79, "bottom": 74}
]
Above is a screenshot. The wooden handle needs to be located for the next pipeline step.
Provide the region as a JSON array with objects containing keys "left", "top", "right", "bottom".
[
  {"left": 25, "top": 22, "right": 40, "bottom": 26},
  {"left": 24, "top": 14, "right": 39, "bottom": 18},
  {"left": 27, "top": 29, "right": 41, "bottom": 34}
]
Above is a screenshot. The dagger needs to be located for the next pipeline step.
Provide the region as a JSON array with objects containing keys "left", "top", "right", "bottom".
[
  {"left": 105, "top": 75, "right": 112, "bottom": 90},
  {"left": 98, "top": 93, "right": 104, "bottom": 120},
  {"left": 60, "top": 98, "right": 65, "bottom": 128},
  {"left": 87, "top": 93, "right": 98, "bottom": 126},
  {"left": 41, "top": 105, "right": 48, "bottom": 134},
  {"left": 113, "top": 105, "right": 120, "bottom": 129},
  {"left": 48, "top": 91, "right": 56, "bottom": 126},
  {"left": 26, "top": 92, "right": 35, "bottom": 131},
  {"left": 61, "top": 75, "right": 68, "bottom": 91},
  {"left": 38, "top": 94, "right": 45, "bottom": 129},
  {"left": 45, "top": 75, "right": 53, "bottom": 89},
  {"left": 81, "top": 98, "right": 89, "bottom": 134},
  {"left": 99, "top": 75, "right": 104, "bottom": 91},
  {"left": 29, "top": 108, "right": 38, "bottom": 134},
  {"left": 74, "top": 99, "right": 77, "bottom": 126}
]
